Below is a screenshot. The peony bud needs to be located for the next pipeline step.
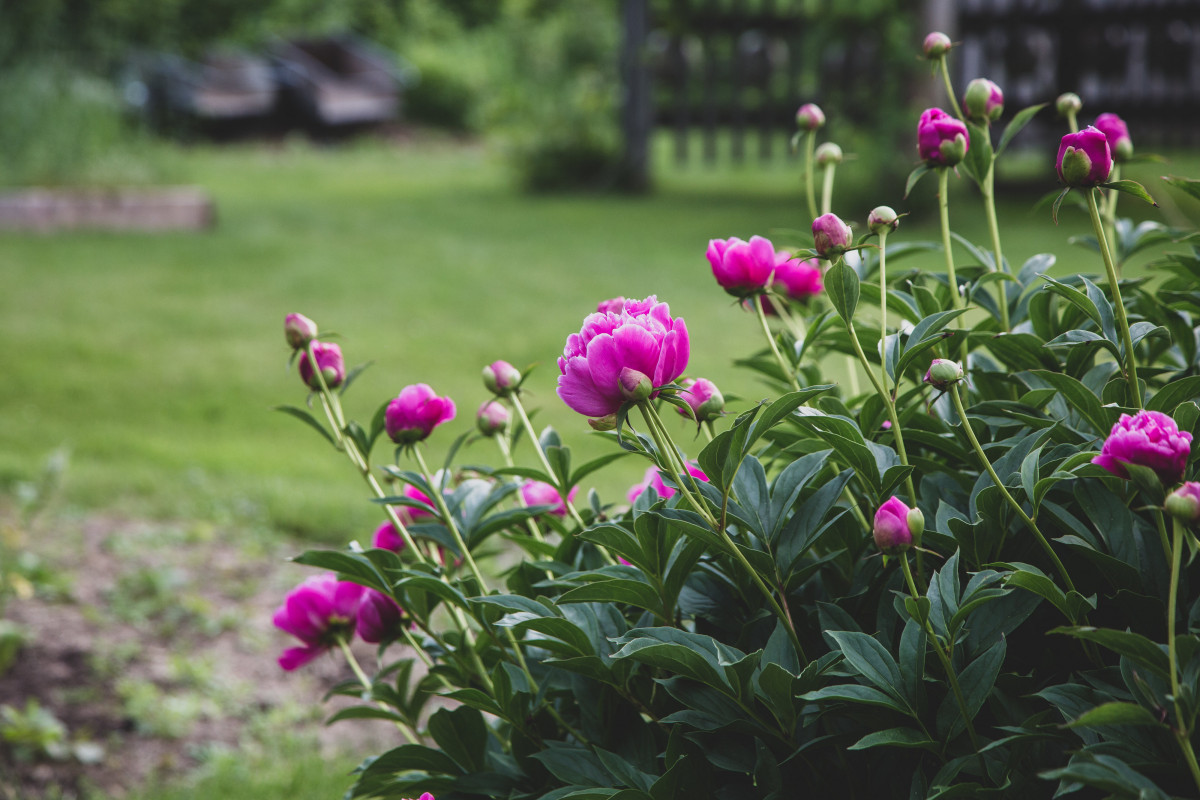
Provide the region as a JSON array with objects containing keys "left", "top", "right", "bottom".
[
  {"left": 385, "top": 384, "right": 456, "bottom": 445},
  {"left": 619, "top": 367, "right": 654, "bottom": 402},
  {"left": 1094, "top": 113, "right": 1133, "bottom": 162},
  {"left": 1056, "top": 92, "right": 1082, "bottom": 117},
  {"left": 923, "top": 358, "right": 963, "bottom": 391},
  {"left": 284, "top": 313, "right": 318, "bottom": 350},
  {"left": 482, "top": 360, "right": 521, "bottom": 396},
  {"left": 963, "top": 78, "right": 1004, "bottom": 123},
  {"left": 476, "top": 400, "right": 510, "bottom": 437},
  {"left": 357, "top": 589, "right": 407, "bottom": 644},
  {"left": 298, "top": 342, "right": 346, "bottom": 390},
  {"left": 918, "top": 108, "right": 969, "bottom": 167},
  {"left": 795, "top": 103, "right": 825, "bottom": 132},
  {"left": 907, "top": 506, "right": 925, "bottom": 545},
  {"left": 677, "top": 378, "right": 725, "bottom": 423},
  {"left": 1165, "top": 483, "right": 1200, "bottom": 525},
  {"left": 922, "top": 32, "right": 952, "bottom": 59},
  {"left": 812, "top": 213, "right": 853, "bottom": 259},
  {"left": 815, "top": 142, "right": 843, "bottom": 167},
  {"left": 868, "top": 206, "right": 899, "bottom": 235},
  {"left": 1056, "top": 127, "right": 1112, "bottom": 188},
  {"left": 874, "top": 497, "right": 916, "bottom": 554}
]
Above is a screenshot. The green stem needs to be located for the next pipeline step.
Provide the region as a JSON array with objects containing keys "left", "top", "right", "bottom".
[
  {"left": 820, "top": 163, "right": 836, "bottom": 216},
  {"left": 950, "top": 385, "right": 1076, "bottom": 594},
  {"left": 1085, "top": 189, "right": 1142, "bottom": 408},
  {"left": 495, "top": 433, "right": 547, "bottom": 544},
  {"left": 510, "top": 393, "right": 590, "bottom": 531},
  {"left": 411, "top": 446, "right": 488, "bottom": 593},
  {"left": 753, "top": 294, "right": 801, "bottom": 392},
  {"left": 1167, "top": 517, "right": 1200, "bottom": 795},
  {"left": 979, "top": 130, "right": 1011, "bottom": 332},
  {"left": 939, "top": 58, "right": 964, "bottom": 120},
  {"left": 337, "top": 638, "right": 420, "bottom": 744},
  {"left": 900, "top": 557, "right": 985, "bottom": 768},
  {"left": 1065, "top": 110, "right": 1079, "bottom": 134},
  {"left": 878, "top": 230, "right": 890, "bottom": 394},
  {"left": 803, "top": 132, "right": 818, "bottom": 223},
  {"left": 1103, "top": 163, "right": 1121, "bottom": 265},
  {"left": 937, "top": 168, "right": 969, "bottom": 365}
]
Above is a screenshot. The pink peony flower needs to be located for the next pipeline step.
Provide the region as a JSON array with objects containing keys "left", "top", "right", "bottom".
[
  {"left": 963, "top": 78, "right": 1004, "bottom": 123},
  {"left": 520, "top": 480, "right": 577, "bottom": 517},
  {"left": 557, "top": 296, "right": 689, "bottom": 418},
  {"left": 1093, "top": 113, "right": 1133, "bottom": 162},
  {"left": 627, "top": 463, "right": 709, "bottom": 504},
  {"left": 284, "top": 313, "right": 318, "bottom": 350},
  {"left": 676, "top": 378, "right": 725, "bottom": 422},
  {"left": 1057, "top": 127, "right": 1112, "bottom": 187},
  {"left": 918, "top": 108, "right": 969, "bottom": 167},
  {"left": 812, "top": 213, "right": 853, "bottom": 259},
  {"left": 873, "top": 497, "right": 923, "bottom": 555},
  {"left": 385, "top": 384, "right": 456, "bottom": 445},
  {"left": 1092, "top": 410, "right": 1192, "bottom": 485},
  {"left": 273, "top": 574, "right": 365, "bottom": 671},
  {"left": 356, "top": 588, "right": 408, "bottom": 644},
  {"left": 773, "top": 256, "right": 823, "bottom": 302},
  {"left": 707, "top": 236, "right": 789, "bottom": 297},
  {"left": 596, "top": 297, "right": 626, "bottom": 315},
  {"left": 298, "top": 342, "right": 346, "bottom": 390},
  {"left": 795, "top": 103, "right": 825, "bottom": 132}
]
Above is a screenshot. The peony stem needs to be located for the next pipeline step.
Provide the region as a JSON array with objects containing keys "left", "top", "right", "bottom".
[
  {"left": 1168, "top": 517, "right": 1200, "bottom": 794},
  {"left": 495, "top": 433, "right": 548, "bottom": 544},
  {"left": 939, "top": 58, "right": 965, "bottom": 121},
  {"left": 1103, "top": 164, "right": 1121, "bottom": 266},
  {"left": 950, "top": 385, "right": 1076, "bottom": 595},
  {"left": 753, "top": 294, "right": 801, "bottom": 392},
  {"left": 1065, "top": 110, "right": 1079, "bottom": 134},
  {"left": 337, "top": 637, "right": 420, "bottom": 744},
  {"left": 803, "top": 132, "right": 818, "bottom": 223},
  {"left": 878, "top": 228, "right": 890, "bottom": 393},
  {"left": 509, "top": 393, "right": 590, "bottom": 531},
  {"left": 820, "top": 162, "right": 836, "bottom": 216},
  {"left": 1085, "top": 189, "right": 1142, "bottom": 408},
  {"left": 411, "top": 446, "right": 489, "bottom": 593},
  {"left": 978, "top": 126, "right": 1012, "bottom": 332},
  {"left": 937, "top": 168, "right": 969, "bottom": 365}
]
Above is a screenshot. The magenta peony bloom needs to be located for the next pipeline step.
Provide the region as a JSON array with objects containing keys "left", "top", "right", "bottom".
[
  {"left": 356, "top": 588, "right": 408, "bottom": 644},
  {"left": 874, "top": 497, "right": 923, "bottom": 555},
  {"left": 1093, "top": 113, "right": 1133, "bottom": 162},
  {"left": 401, "top": 794, "right": 435, "bottom": 800},
  {"left": 1092, "top": 410, "right": 1192, "bottom": 485},
  {"left": 557, "top": 296, "right": 689, "bottom": 418},
  {"left": 476, "top": 400, "right": 510, "bottom": 437},
  {"left": 482, "top": 361, "right": 521, "bottom": 395},
  {"left": 963, "top": 78, "right": 1004, "bottom": 123},
  {"left": 707, "top": 236, "right": 789, "bottom": 297},
  {"left": 385, "top": 384, "right": 456, "bottom": 445},
  {"left": 273, "top": 574, "right": 365, "bottom": 671},
  {"left": 918, "top": 108, "right": 969, "bottom": 167},
  {"left": 923, "top": 31, "right": 952, "bottom": 59},
  {"left": 1057, "top": 127, "right": 1112, "bottom": 187},
  {"left": 520, "top": 480, "right": 577, "bottom": 517},
  {"left": 676, "top": 378, "right": 725, "bottom": 423},
  {"left": 627, "top": 463, "right": 709, "bottom": 504},
  {"left": 596, "top": 297, "right": 626, "bottom": 315},
  {"left": 774, "top": 256, "right": 824, "bottom": 302},
  {"left": 812, "top": 213, "right": 853, "bottom": 259},
  {"left": 284, "top": 313, "right": 318, "bottom": 350},
  {"left": 298, "top": 342, "right": 346, "bottom": 390},
  {"left": 1166, "top": 482, "right": 1200, "bottom": 524},
  {"left": 372, "top": 487, "right": 436, "bottom": 551},
  {"left": 795, "top": 103, "right": 825, "bottom": 132}
]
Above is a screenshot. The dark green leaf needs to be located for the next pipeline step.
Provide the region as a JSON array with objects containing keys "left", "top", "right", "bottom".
[
  {"left": 825, "top": 260, "right": 860, "bottom": 323},
  {"left": 1099, "top": 179, "right": 1157, "bottom": 206},
  {"left": 827, "top": 630, "right": 909, "bottom": 708},
  {"left": 1163, "top": 174, "right": 1200, "bottom": 203},
  {"left": 848, "top": 727, "right": 938, "bottom": 751},
  {"left": 906, "top": 163, "right": 932, "bottom": 198},
  {"left": 274, "top": 405, "right": 336, "bottom": 447},
  {"left": 997, "top": 103, "right": 1046, "bottom": 155},
  {"left": 1065, "top": 701, "right": 1166, "bottom": 729},
  {"left": 1050, "top": 626, "right": 1170, "bottom": 680}
]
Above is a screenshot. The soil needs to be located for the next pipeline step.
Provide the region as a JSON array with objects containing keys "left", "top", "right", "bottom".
[{"left": 0, "top": 511, "right": 401, "bottom": 799}]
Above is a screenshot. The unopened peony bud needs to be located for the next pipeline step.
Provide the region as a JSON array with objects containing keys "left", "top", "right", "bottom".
[
  {"left": 923, "top": 358, "right": 963, "bottom": 390},
  {"left": 284, "top": 313, "right": 318, "bottom": 350},
  {"left": 1094, "top": 113, "right": 1133, "bottom": 162},
  {"left": 1056, "top": 92, "right": 1082, "bottom": 117},
  {"left": 874, "top": 497, "right": 916, "bottom": 554},
  {"left": 619, "top": 367, "right": 654, "bottom": 402},
  {"left": 923, "top": 32, "right": 952, "bottom": 59},
  {"left": 1166, "top": 483, "right": 1200, "bottom": 524},
  {"left": 812, "top": 213, "right": 852, "bottom": 258},
  {"left": 476, "top": 400, "right": 509, "bottom": 437},
  {"left": 907, "top": 506, "right": 925, "bottom": 545},
  {"left": 1056, "top": 127, "right": 1112, "bottom": 188},
  {"left": 483, "top": 360, "right": 521, "bottom": 396},
  {"left": 298, "top": 342, "right": 345, "bottom": 390},
  {"left": 815, "top": 142, "right": 843, "bottom": 167},
  {"left": 963, "top": 78, "right": 1004, "bottom": 123},
  {"left": 795, "top": 103, "right": 825, "bottom": 132},
  {"left": 868, "top": 206, "right": 899, "bottom": 235},
  {"left": 918, "top": 108, "right": 969, "bottom": 167},
  {"left": 677, "top": 378, "right": 725, "bottom": 423}
]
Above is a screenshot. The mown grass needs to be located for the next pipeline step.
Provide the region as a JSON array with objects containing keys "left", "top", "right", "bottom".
[{"left": 1, "top": 132, "right": 1193, "bottom": 543}]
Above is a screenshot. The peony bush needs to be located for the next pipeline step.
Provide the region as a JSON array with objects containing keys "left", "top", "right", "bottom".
[{"left": 268, "top": 33, "right": 1200, "bottom": 800}]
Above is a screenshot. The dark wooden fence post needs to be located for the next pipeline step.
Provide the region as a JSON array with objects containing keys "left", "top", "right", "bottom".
[{"left": 620, "top": 0, "right": 652, "bottom": 192}]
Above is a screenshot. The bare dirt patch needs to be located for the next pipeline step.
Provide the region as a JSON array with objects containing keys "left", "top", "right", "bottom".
[{"left": 0, "top": 511, "right": 400, "bottom": 799}]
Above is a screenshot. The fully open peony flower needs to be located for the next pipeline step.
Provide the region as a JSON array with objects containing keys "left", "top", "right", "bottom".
[
  {"left": 273, "top": 574, "right": 365, "bottom": 671},
  {"left": 1093, "top": 410, "right": 1192, "bottom": 485},
  {"left": 557, "top": 296, "right": 689, "bottom": 418},
  {"left": 707, "top": 236, "right": 789, "bottom": 297},
  {"left": 385, "top": 384, "right": 456, "bottom": 445},
  {"left": 773, "top": 256, "right": 823, "bottom": 302},
  {"left": 627, "top": 463, "right": 708, "bottom": 504}
]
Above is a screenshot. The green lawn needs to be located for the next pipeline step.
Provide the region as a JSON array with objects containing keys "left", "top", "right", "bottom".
[{"left": 1, "top": 133, "right": 1192, "bottom": 542}]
